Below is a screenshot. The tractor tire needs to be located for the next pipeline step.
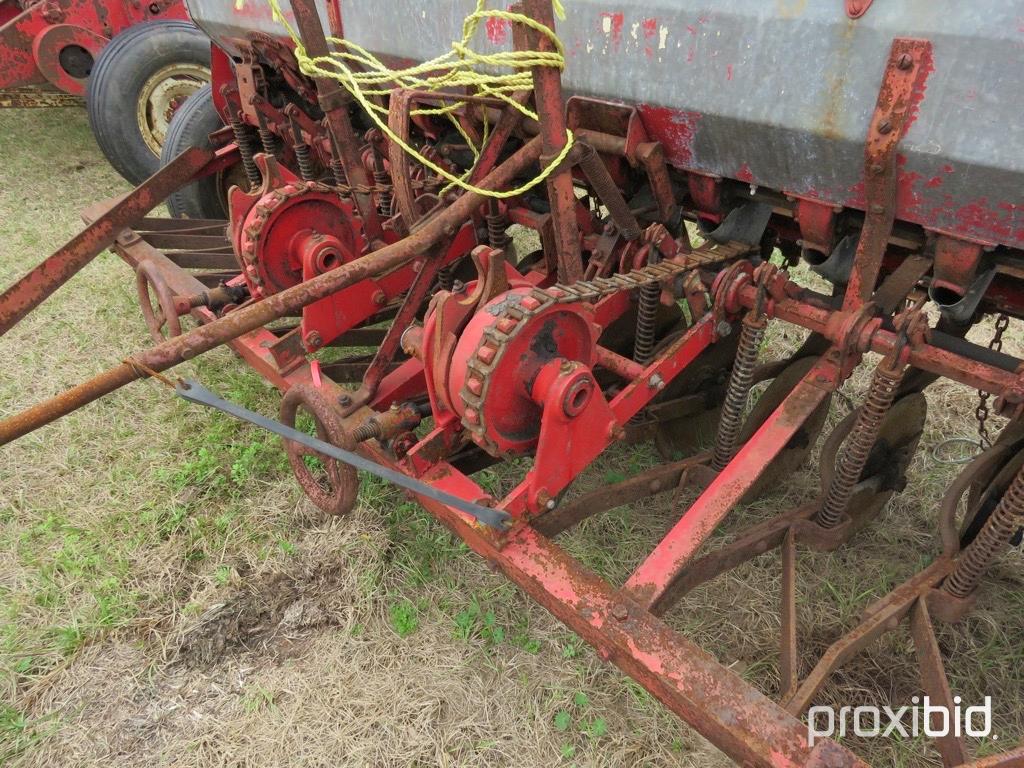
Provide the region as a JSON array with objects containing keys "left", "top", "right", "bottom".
[
  {"left": 161, "top": 84, "right": 228, "bottom": 220},
  {"left": 86, "top": 20, "right": 211, "bottom": 185}
]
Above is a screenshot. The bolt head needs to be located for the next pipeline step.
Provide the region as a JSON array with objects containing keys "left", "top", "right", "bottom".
[
  {"left": 716, "top": 321, "right": 733, "bottom": 338},
  {"left": 896, "top": 53, "right": 913, "bottom": 70},
  {"left": 877, "top": 119, "right": 893, "bottom": 135}
]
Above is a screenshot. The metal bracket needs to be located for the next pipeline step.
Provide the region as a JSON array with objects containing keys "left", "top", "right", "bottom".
[{"left": 842, "top": 37, "right": 933, "bottom": 311}]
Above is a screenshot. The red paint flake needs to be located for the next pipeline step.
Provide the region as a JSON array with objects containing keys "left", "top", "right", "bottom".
[
  {"left": 902, "top": 44, "right": 934, "bottom": 132},
  {"left": 735, "top": 163, "right": 754, "bottom": 183},
  {"left": 600, "top": 11, "right": 624, "bottom": 47},
  {"left": 726, "top": 63, "right": 733, "bottom": 81},
  {"left": 641, "top": 18, "right": 658, "bottom": 38},
  {"left": 485, "top": 16, "right": 508, "bottom": 45},
  {"left": 954, "top": 198, "right": 1014, "bottom": 240},
  {"left": 638, "top": 105, "right": 702, "bottom": 166},
  {"left": 925, "top": 176, "right": 943, "bottom": 188},
  {"left": 942, "top": 163, "right": 954, "bottom": 174}
]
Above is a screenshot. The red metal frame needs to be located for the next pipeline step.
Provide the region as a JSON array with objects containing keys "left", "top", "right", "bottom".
[
  {"left": 2, "top": 6, "right": 1024, "bottom": 767},
  {"left": 0, "top": 0, "right": 189, "bottom": 98}
]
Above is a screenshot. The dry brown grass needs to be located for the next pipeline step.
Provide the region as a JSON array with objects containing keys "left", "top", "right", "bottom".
[{"left": 1, "top": 107, "right": 1021, "bottom": 767}]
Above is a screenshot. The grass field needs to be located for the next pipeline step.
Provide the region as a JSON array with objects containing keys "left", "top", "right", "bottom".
[{"left": 0, "top": 107, "right": 1022, "bottom": 767}]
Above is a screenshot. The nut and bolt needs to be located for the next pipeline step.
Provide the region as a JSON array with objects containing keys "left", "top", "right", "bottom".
[
  {"left": 648, "top": 374, "right": 666, "bottom": 391},
  {"left": 877, "top": 119, "right": 893, "bottom": 135},
  {"left": 304, "top": 330, "right": 322, "bottom": 348},
  {"left": 716, "top": 321, "right": 733, "bottom": 338},
  {"left": 372, "top": 290, "right": 387, "bottom": 305},
  {"left": 896, "top": 53, "right": 914, "bottom": 70}
]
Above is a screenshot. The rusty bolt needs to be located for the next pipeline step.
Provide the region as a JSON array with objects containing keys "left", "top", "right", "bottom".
[
  {"left": 304, "top": 330, "right": 322, "bottom": 348},
  {"left": 869, "top": 163, "right": 883, "bottom": 176},
  {"left": 877, "top": 119, "right": 893, "bottom": 135},
  {"left": 372, "top": 290, "right": 387, "bottom": 306},
  {"left": 896, "top": 53, "right": 914, "bottom": 70},
  {"left": 338, "top": 394, "right": 352, "bottom": 406},
  {"left": 611, "top": 605, "right": 629, "bottom": 622},
  {"left": 870, "top": 203, "right": 885, "bottom": 214},
  {"left": 536, "top": 488, "right": 552, "bottom": 510}
]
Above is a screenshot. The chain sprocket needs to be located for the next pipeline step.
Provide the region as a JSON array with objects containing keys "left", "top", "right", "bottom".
[{"left": 454, "top": 238, "right": 754, "bottom": 455}]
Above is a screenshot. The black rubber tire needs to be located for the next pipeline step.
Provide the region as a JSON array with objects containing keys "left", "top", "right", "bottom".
[
  {"left": 86, "top": 20, "right": 210, "bottom": 185},
  {"left": 161, "top": 84, "right": 227, "bottom": 220}
]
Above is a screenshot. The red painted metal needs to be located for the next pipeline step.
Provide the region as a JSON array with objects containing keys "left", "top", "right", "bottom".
[
  {"left": 3, "top": 4, "right": 1024, "bottom": 766},
  {"left": 625, "top": 355, "right": 839, "bottom": 611},
  {"left": 843, "top": 38, "right": 933, "bottom": 309},
  {"left": 0, "top": 0, "right": 189, "bottom": 97}
]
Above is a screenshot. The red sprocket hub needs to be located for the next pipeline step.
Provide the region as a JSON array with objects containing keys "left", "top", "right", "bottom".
[
  {"left": 228, "top": 157, "right": 361, "bottom": 300},
  {"left": 233, "top": 181, "right": 358, "bottom": 298},
  {"left": 448, "top": 286, "right": 599, "bottom": 456}
]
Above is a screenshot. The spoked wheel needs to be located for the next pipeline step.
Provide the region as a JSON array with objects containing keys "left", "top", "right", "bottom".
[
  {"left": 736, "top": 355, "right": 833, "bottom": 503},
  {"left": 135, "top": 261, "right": 182, "bottom": 342},
  {"left": 819, "top": 391, "right": 928, "bottom": 532},
  {"left": 280, "top": 384, "right": 360, "bottom": 519}
]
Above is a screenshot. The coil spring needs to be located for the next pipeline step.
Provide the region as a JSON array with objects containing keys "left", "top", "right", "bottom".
[
  {"left": 633, "top": 248, "right": 661, "bottom": 365},
  {"left": 374, "top": 168, "right": 392, "bottom": 216},
  {"left": 817, "top": 360, "right": 906, "bottom": 528},
  {"left": 943, "top": 463, "right": 1024, "bottom": 598},
  {"left": 351, "top": 420, "right": 382, "bottom": 443},
  {"left": 437, "top": 265, "right": 455, "bottom": 292},
  {"left": 329, "top": 158, "right": 348, "bottom": 188},
  {"left": 487, "top": 213, "right": 508, "bottom": 251},
  {"left": 294, "top": 142, "right": 316, "bottom": 181},
  {"left": 229, "top": 113, "right": 262, "bottom": 188},
  {"left": 256, "top": 123, "right": 278, "bottom": 156},
  {"left": 576, "top": 144, "right": 641, "bottom": 241},
  {"left": 710, "top": 315, "right": 766, "bottom": 472}
]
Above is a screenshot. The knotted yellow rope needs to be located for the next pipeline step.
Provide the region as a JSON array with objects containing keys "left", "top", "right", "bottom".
[{"left": 256, "top": 0, "right": 572, "bottom": 198}]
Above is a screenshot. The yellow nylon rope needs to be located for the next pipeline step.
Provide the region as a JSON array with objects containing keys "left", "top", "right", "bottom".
[{"left": 253, "top": 0, "right": 572, "bottom": 198}]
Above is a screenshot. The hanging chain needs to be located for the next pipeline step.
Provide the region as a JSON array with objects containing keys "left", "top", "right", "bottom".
[{"left": 975, "top": 312, "right": 1010, "bottom": 449}]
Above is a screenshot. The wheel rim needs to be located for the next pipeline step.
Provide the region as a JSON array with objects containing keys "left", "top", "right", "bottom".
[{"left": 136, "top": 63, "right": 211, "bottom": 156}]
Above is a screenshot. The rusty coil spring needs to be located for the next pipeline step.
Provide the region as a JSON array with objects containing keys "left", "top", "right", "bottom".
[
  {"left": 373, "top": 167, "right": 392, "bottom": 217},
  {"left": 943, "top": 462, "right": 1024, "bottom": 598},
  {"left": 294, "top": 141, "right": 316, "bottom": 182},
  {"left": 255, "top": 112, "right": 279, "bottom": 157},
  {"left": 633, "top": 247, "right": 662, "bottom": 365},
  {"left": 710, "top": 314, "right": 766, "bottom": 472},
  {"left": 486, "top": 204, "right": 509, "bottom": 251},
  {"left": 576, "top": 143, "right": 642, "bottom": 241},
  {"left": 437, "top": 265, "right": 455, "bottom": 292},
  {"left": 817, "top": 359, "right": 906, "bottom": 529},
  {"left": 228, "top": 112, "right": 262, "bottom": 188}
]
